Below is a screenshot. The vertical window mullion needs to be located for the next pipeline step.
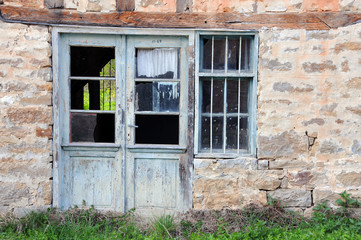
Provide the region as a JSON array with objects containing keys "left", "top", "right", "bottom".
[
  {"left": 210, "top": 77, "right": 214, "bottom": 153},
  {"left": 239, "top": 36, "right": 242, "bottom": 72},
  {"left": 211, "top": 36, "right": 214, "bottom": 73},
  {"left": 223, "top": 78, "right": 227, "bottom": 153},
  {"left": 225, "top": 36, "right": 228, "bottom": 73},
  {"left": 237, "top": 78, "right": 241, "bottom": 153}
]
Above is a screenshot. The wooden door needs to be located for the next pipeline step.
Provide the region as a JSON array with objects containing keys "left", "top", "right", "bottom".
[
  {"left": 57, "top": 33, "right": 191, "bottom": 213},
  {"left": 124, "top": 35, "right": 190, "bottom": 214},
  {"left": 58, "top": 34, "right": 125, "bottom": 211}
]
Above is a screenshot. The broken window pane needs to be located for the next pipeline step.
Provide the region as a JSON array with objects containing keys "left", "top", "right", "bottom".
[
  {"left": 201, "top": 116, "right": 210, "bottom": 150},
  {"left": 71, "top": 46, "right": 115, "bottom": 77},
  {"left": 213, "top": 79, "right": 224, "bottom": 113},
  {"left": 213, "top": 38, "right": 225, "bottom": 70},
  {"left": 212, "top": 117, "right": 223, "bottom": 149},
  {"left": 135, "top": 82, "right": 180, "bottom": 112},
  {"left": 241, "top": 38, "right": 251, "bottom": 70},
  {"left": 202, "top": 37, "right": 212, "bottom": 70},
  {"left": 70, "top": 113, "right": 115, "bottom": 143},
  {"left": 71, "top": 80, "right": 115, "bottom": 111},
  {"left": 228, "top": 38, "right": 240, "bottom": 70},
  {"left": 136, "top": 48, "right": 179, "bottom": 79},
  {"left": 135, "top": 115, "right": 179, "bottom": 144}
]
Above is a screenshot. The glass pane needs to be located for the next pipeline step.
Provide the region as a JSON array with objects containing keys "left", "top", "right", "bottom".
[
  {"left": 213, "top": 79, "right": 224, "bottom": 113},
  {"left": 239, "top": 117, "right": 248, "bottom": 150},
  {"left": 241, "top": 38, "right": 251, "bottom": 70},
  {"left": 135, "top": 115, "right": 179, "bottom": 144},
  {"left": 201, "top": 80, "right": 211, "bottom": 113},
  {"left": 240, "top": 80, "right": 249, "bottom": 113},
  {"left": 135, "top": 82, "right": 180, "bottom": 112},
  {"left": 227, "top": 80, "right": 238, "bottom": 113},
  {"left": 71, "top": 80, "right": 115, "bottom": 111},
  {"left": 226, "top": 117, "right": 238, "bottom": 149},
  {"left": 71, "top": 47, "right": 115, "bottom": 77},
  {"left": 136, "top": 48, "right": 179, "bottom": 79},
  {"left": 228, "top": 38, "right": 240, "bottom": 70},
  {"left": 213, "top": 38, "right": 225, "bottom": 70},
  {"left": 202, "top": 38, "right": 212, "bottom": 70},
  {"left": 200, "top": 116, "right": 210, "bottom": 150},
  {"left": 212, "top": 117, "right": 223, "bottom": 149},
  {"left": 70, "top": 113, "right": 115, "bottom": 143}
]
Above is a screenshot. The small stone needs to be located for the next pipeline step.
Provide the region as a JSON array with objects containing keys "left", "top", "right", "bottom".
[{"left": 258, "top": 160, "right": 268, "bottom": 170}]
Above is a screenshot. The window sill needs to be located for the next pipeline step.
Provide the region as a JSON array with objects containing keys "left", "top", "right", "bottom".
[{"left": 195, "top": 152, "right": 254, "bottom": 159}]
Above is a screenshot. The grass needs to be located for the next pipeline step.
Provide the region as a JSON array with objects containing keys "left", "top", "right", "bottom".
[{"left": 1, "top": 205, "right": 361, "bottom": 239}]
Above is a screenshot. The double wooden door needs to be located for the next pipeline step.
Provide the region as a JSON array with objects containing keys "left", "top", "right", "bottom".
[{"left": 57, "top": 33, "right": 190, "bottom": 213}]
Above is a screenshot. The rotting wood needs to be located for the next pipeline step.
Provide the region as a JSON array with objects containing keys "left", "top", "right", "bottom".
[
  {"left": 116, "top": 0, "right": 135, "bottom": 11},
  {"left": 2, "top": 6, "right": 360, "bottom": 30},
  {"left": 44, "top": 0, "right": 63, "bottom": 9}
]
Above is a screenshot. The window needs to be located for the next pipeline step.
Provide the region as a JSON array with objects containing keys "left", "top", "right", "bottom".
[
  {"left": 134, "top": 48, "right": 181, "bottom": 144},
  {"left": 69, "top": 46, "right": 116, "bottom": 143},
  {"left": 196, "top": 34, "right": 257, "bottom": 155}
]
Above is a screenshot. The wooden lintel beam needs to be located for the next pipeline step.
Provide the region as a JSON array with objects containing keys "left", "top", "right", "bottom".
[{"left": 0, "top": 5, "right": 360, "bottom": 30}]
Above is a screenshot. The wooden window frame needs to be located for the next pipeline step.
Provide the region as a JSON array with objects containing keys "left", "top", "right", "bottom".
[{"left": 194, "top": 31, "right": 258, "bottom": 158}]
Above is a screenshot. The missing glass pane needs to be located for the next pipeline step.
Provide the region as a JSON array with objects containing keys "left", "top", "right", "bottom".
[
  {"left": 71, "top": 46, "right": 115, "bottom": 77},
  {"left": 71, "top": 80, "right": 115, "bottom": 111},
  {"left": 135, "top": 115, "right": 179, "bottom": 144},
  {"left": 135, "top": 82, "right": 180, "bottom": 112},
  {"left": 136, "top": 48, "right": 179, "bottom": 79},
  {"left": 70, "top": 113, "right": 115, "bottom": 143},
  {"left": 201, "top": 80, "right": 211, "bottom": 113}
]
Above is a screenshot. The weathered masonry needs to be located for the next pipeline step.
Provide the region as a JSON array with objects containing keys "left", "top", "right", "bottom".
[{"left": 0, "top": 0, "right": 361, "bottom": 216}]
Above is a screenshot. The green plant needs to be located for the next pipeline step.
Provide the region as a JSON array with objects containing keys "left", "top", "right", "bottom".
[
  {"left": 335, "top": 191, "right": 361, "bottom": 216},
  {"left": 151, "top": 215, "right": 176, "bottom": 238},
  {"left": 267, "top": 195, "right": 282, "bottom": 208}
]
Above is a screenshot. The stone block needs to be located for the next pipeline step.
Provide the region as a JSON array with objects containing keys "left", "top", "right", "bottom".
[
  {"left": 7, "top": 107, "right": 52, "bottom": 124},
  {"left": 247, "top": 170, "right": 283, "bottom": 190},
  {"left": 268, "top": 189, "right": 312, "bottom": 207},
  {"left": 269, "top": 159, "right": 314, "bottom": 169},
  {"left": 336, "top": 171, "right": 361, "bottom": 187},
  {"left": 258, "top": 160, "right": 268, "bottom": 170},
  {"left": 258, "top": 131, "right": 307, "bottom": 159},
  {"left": 313, "top": 189, "right": 340, "bottom": 207}
]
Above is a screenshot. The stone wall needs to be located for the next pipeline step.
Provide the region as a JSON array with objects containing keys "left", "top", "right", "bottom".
[
  {"left": 0, "top": 21, "right": 52, "bottom": 215},
  {"left": 2, "top": 0, "right": 361, "bottom": 12},
  {"left": 193, "top": 23, "right": 361, "bottom": 214}
]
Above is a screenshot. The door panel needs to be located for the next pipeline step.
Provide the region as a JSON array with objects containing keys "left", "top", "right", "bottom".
[
  {"left": 134, "top": 158, "right": 179, "bottom": 209},
  {"left": 72, "top": 157, "right": 114, "bottom": 207}
]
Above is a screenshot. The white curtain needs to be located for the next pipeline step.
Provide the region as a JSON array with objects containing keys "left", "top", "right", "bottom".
[{"left": 137, "top": 48, "right": 178, "bottom": 79}]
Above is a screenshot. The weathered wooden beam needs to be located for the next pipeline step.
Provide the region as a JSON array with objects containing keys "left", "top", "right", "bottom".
[
  {"left": 1, "top": 5, "right": 360, "bottom": 30},
  {"left": 317, "top": 12, "right": 361, "bottom": 28},
  {"left": 116, "top": 0, "right": 135, "bottom": 11},
  {"left": 44, "top": 0, "right": 63, "bottom": 9},
  {"left": 176, "top": 0, "right": 192, "bottom": 13}
]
